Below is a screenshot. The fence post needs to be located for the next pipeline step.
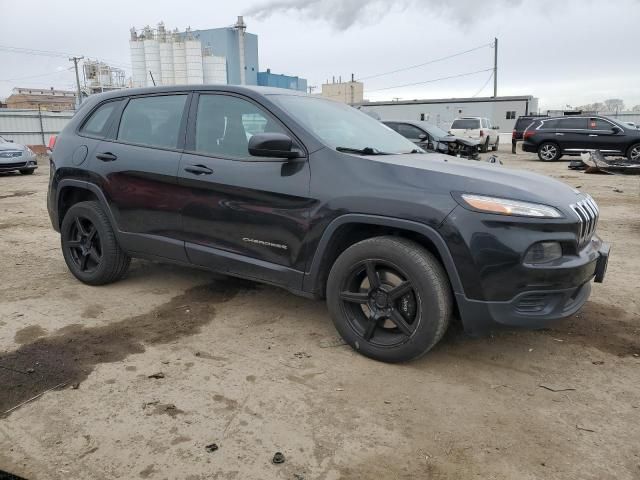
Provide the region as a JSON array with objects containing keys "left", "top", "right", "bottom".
[{"left": 37, "top": 104, "right": 45, "bottom": 145}]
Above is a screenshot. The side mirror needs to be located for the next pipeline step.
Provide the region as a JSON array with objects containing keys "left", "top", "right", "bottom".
[
  {"left": 418, "top": 133, "right": 428, "bottom": 140},
  {"left": 248, "top": 133, "right": 300, "bottom": 159},
  {"left": 611, "top": 126, "right": 622, "bottom": 134},
  {"left": 7, "top": 139, "right": 14, "bottom": 143},
  {"left": 493, "top": 126, "right": 500, "bottom": 130}
]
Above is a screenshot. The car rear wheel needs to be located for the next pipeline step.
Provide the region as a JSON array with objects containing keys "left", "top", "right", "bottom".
[
  {"left": 326, "top": 236, "right": 452, "bottom": 363},
  {"left": 538, "top": 142, "right": 561, "bottom": 161},
  {"left": 628, "top": 143, "right": 640, "bottom": 162},
  {"left": 492, "top": 138, "right": 499, "bottom": 151},
  {"left": 61, "top": 201, "right": 130, "bottom": 285},
  {"left": 482, "top": 138, "right": 490, "bottom": 153}
]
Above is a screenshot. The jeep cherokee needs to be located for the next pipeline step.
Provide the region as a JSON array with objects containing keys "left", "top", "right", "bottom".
[{"left": 47, "top": 86, "right": 610, "bottom": 363}]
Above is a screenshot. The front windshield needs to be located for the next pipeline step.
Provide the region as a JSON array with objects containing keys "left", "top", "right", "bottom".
[
  {"left": 423, "top": 124, "right": 450, "bottom": 139},
  {"left": 269, "top": 94, "right": 421, "bottom": 154}
]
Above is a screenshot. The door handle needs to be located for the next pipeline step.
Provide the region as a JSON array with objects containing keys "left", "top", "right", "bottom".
[
  {"left": 588, "top": 134, "right": 598, "bottom": 137},
  {"left": 555, "top": 133, "right": 564, "bottom": 136},
  {"left": 184, "top": 164, "right": 213, "bottom": 175},
  {"left": 96, "top": 152, "right": 117, "bottom": 161}
]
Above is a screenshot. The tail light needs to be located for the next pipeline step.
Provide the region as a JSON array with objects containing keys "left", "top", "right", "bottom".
[
  {"left": 479, "top": 130, "right": 485, "bottom": 137},
  {"left": 48, "top": 135, "right": 57, "bottom": 150},
  {"left": 512, "top": 130, "right": 517, "bottom": 139},
  {"left": 523, "top": 130, "right": 536, "bottom": 141}
]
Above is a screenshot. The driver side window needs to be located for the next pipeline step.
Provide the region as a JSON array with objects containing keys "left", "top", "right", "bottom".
[{"left": 194, "top": 94, "right": 287, "bottom": 159}]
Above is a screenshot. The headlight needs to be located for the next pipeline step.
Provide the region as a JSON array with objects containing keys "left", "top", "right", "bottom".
[{"left": 460, "top": 194, "right": 563, "bottom": 218}]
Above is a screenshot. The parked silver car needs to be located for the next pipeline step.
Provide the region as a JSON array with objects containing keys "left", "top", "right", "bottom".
[{"left": 0, "top": 136, "right": 38, "bottom": 174}]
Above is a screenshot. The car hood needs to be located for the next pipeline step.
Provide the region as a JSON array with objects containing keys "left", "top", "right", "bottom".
[
  {"left": 0, "top": 142, "right": 26, "bottom": 152},
  {"left": 370, "top": 153, "right": 583, "bottom": 211}
]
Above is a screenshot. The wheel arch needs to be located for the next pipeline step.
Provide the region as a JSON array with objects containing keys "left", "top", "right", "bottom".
[
  {"left": 57, "top": 180, "right": 117, "bottom": 230},
  {"left": 303, "top": 214, "right": 464, "bottom": 299}
]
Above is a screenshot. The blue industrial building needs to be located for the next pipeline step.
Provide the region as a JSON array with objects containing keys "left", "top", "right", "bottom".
[
  {"left": 186, "top": 24, "right": 259, "bottom": 85},
  {"left": 257, "top": 69, "right": 308, "bottom": 92}
]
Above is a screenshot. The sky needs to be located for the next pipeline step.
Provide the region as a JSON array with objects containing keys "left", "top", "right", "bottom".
[{"left": 1, "top": 0, "right": 639, "bottom": 111}]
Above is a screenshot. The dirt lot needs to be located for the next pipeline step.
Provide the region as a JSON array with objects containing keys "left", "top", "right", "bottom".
[{"left": 1, "top": 147, "right": 639, "bottom": 480}]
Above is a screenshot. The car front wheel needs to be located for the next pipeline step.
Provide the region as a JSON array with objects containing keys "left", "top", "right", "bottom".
[
  {"left": 326, "top": 236, "right": 452, "bottom": 363},
  {"left": 628, "top": 143, "right": 640, "bottom": 162},
  {"left": 538, "top": 142, "right": 561, "bottom": 161},
  {"left": 61, "top": 201, "right": 130, "bottom": 285}
]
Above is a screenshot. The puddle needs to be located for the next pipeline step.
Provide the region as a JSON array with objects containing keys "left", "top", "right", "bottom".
[
  {"left": 14, "top": 325, "right": 47, "bottom": 345},
  {"left": 0, "top": 277, "right": 256, "bottom": 416}
]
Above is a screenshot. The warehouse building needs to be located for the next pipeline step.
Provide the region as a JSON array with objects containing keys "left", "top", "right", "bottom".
[
  {"left": 357, "top": 95, "right": 539, "bottom": 132},
  {"left": 257, "top": 69, "right": 307, "bottom": 92},
  {"left": 5, "top": 87, "right": 76, "bottom": 111}
]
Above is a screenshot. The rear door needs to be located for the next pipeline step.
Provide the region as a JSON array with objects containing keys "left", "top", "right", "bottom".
[
  {"left": 553, "top": 117, "right": 588, "bottom": 152},
  {"left": 178, "top": 92, "right": 311, "bottom": 288},
  {"left": 91, "top": 93, "right": 190, "bottom": 261}
]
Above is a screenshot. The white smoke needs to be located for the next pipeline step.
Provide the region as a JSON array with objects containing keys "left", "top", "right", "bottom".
[{"left": 245, "top": 0, "right": 524, "bottom": 29}]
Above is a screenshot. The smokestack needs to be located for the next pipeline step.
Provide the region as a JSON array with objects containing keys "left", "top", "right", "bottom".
[{"left": 235, "top": 16, "right": 247, "bottom": 85}]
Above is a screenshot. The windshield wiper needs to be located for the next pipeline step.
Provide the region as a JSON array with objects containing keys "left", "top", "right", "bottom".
[{"left": 336, "top": 146, "right": 392, "bottom": 155}]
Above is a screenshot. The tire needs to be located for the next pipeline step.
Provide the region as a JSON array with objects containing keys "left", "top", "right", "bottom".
[
  {"left": 481, "top": 138, "right": 490, "bottom": 153},
  {"left": 627, "top": 143, "right": 640, "bottom": 162},
  {"left": 537, "top": 142, "right": 561, "bottom": 161},
  {"left": 19, "top": 169, "right": 35, "bottom": 175},
  {"left": 492, "top": 138, "right": 499, "bottom": 151},
  {"left": 60, "top": 201, "right": 130, "bottom": 285},
  {"left": 326, "top": 236, "right": 452, "bottom": 363}
]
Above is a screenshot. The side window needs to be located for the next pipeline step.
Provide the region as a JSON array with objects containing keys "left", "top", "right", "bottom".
[
  {"left": 397, "top": 124, "right": 424, "bottom": 139},
  {"left": 194, "top": 94, "right": 287, "bottom": 158},
  {"left": 557, "top": 117, "right": 588, "bottom": 130},
  {"left": 117, "top": 95, "right": 187, "bottom": 149},
  {"left": 384, "top": 123, "right": 400, "bottom": 133},
  {"left": 80, "top": 100, "right": 122, "bottom": 137},
  {"left": 540, "top": 119, "right": 559, "bottom": 130},
  {"left": 589, "top": 118, "right": 614, "bottom": 131}
]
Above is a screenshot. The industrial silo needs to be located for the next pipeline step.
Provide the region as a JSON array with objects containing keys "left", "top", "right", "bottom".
[
  {"left": 143, "top": 30, "right": 162, "bottom": 86},
  {"left": 211, "top": 55, "right": 227, "bottom": 84},
  {"left": 172, "top": 34, "right": 187, "bottom": 85},
  {"left": 129, "top": 30, "right": 147, "bottom": 87},
  {"left": 159, "top": 42, "right": 174, "bottom": 85},
  {"left": 185, "top": 39, "right": 204, "bottom": 85}
]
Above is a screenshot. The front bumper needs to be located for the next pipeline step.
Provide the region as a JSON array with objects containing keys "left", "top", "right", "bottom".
[
  {"left": 456, "top": 241, "right": 610, "bottom": 335},
  {"left": 0, "top": 154, "right": 38, "bottom": 172}
]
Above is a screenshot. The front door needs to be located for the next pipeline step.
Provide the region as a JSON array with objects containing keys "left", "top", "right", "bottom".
[
  {"left": 91, "top": 93, "right": 190, "bottom": 261},
  {"left": 177, "top": 92, "right": 311, "bottom": 289},
  {"left": 587, "top": 117, "right": 626, "bottom": 155}
]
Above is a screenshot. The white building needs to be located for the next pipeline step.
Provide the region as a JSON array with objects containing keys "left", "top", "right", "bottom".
[
  {"left": 129, "top": 23, "right": 227, "bottom": 87},
  {"left": 357, "top": 95, "right": 539, "bottom": 132}
]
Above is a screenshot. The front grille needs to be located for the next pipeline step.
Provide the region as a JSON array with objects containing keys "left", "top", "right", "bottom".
[
  {"left": 0, "top": 162, "right": 27, "bottom": 169},
  {"left": 0, "top": 151, "right": 22, "bottom": 159},
  {"left": 571, "top": 195, "right": 599, "bottom": 246}
]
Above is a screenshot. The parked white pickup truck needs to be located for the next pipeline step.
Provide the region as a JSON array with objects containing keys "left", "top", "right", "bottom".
[{"left": 449, "top": 117, "right": 500, "bottom": 152}]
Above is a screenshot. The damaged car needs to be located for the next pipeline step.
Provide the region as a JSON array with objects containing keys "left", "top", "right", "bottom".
[{"left": 383, "top": 120, "right": 480, "bottom": 159}]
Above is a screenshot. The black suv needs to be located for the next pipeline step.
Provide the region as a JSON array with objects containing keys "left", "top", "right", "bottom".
[
  {"left": 47, "top": 86, "right": 610, "bottom": 362},
  {"left": 522, "top": 115, "right": 640, "bottom": 162}
]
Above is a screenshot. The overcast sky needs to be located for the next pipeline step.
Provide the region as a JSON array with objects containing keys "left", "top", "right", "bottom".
[{"left": 1, "top": 0, "right": 639, "bottom": 111}]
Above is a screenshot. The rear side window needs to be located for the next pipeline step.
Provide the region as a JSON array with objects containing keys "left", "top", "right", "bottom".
[
  {"left": 557, "top": 117, "right": 588, "bottom": 129},
  {"left": 80, "top": 100, "right": 122, "bottom": 137},
  {"left": 117, "top": 95, "right": 187, "bottom": 149},
  {"left": 451, "top": 119, "right": 480, "bottom": 129},
  {"left": 589, "top": 118, "right": 615, "bottom": 131},
  {"left": 539, "top": 119, "right": 560, "bottom": 129}
]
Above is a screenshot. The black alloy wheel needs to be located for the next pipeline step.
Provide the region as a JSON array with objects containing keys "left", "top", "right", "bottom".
[{"left": 66, "top": 216, "right": 103, "bottom": 273}]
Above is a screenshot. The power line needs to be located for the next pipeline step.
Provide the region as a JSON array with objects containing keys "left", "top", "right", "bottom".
[
  {"left": 471, "top": 71, "right": 494, "bottom": 97},
  {"left": 357, "top": 42, "right": 493, "bottom": 82},
  {"left": 365, "top": 68, "right": 494, "bottom": 93},
  {"left": 0, "top": 67, "right": 74, "bottom": 83},
  {"left": 0, "top": 44, "right": 132, "bottom": 69}
]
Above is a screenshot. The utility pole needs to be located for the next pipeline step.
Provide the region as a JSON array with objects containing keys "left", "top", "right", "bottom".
[
  {"left": 69, "top": 56, "right": 84, "bottom": 107},
  {"left": 493, "top": 37, "right": 498, "bottom": 98}
]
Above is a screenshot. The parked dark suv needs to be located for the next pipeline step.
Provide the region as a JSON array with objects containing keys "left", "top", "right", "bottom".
[
  {"left": 47, "top": 86, "right": 610, "bottom": 362},
  {"left": 522, "top": 115, "right": 640, "bottom": 162}
]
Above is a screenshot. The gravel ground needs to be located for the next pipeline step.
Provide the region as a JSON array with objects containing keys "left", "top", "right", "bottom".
[{"left": 1, "top": 147, "right": 639, "bottom": 480}]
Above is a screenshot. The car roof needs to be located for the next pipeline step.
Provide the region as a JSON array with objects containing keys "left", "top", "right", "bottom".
[{"left": 90, "top": 84, "right": 308, "bottom": 102}]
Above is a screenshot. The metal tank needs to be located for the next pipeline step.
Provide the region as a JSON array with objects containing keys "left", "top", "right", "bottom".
[
  {"left": 185, "top": 39, "right": 204, "bottom": 85},
  {"left": 143, "top": 32, "right": 162, "bottom": 86},
  {"left": 129, "top": 35, "right": 147, "bottom": 88},
  {"left": 172, "top": 34, "right": 187, "bottom": 85}
]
